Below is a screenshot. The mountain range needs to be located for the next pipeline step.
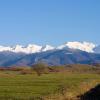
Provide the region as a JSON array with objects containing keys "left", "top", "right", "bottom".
[
  {"left": 0, "top": 41, "right": 100, "bottom": 67},
  {"left": 0, "top": 41, "right": 99, "bottom": 53}
]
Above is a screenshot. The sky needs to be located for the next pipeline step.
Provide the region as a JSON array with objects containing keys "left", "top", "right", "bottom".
[{"left": 0, "top": 0, "right": 100, "bottom": 46}]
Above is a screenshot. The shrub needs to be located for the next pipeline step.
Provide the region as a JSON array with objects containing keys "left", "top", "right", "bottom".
[
  {"left": 0, "top": 67, "right": 7, "bottom": 71},
  {"left": 8, "top": 67, "right": 23, "bottom": 71},
  {"left": 20, "top": 69, "right": 32, "bottom": 75}
]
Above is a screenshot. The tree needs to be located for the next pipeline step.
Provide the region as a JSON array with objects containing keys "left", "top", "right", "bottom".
[{"left": 32, "top": 63, "right": 49, "bottom": 76}]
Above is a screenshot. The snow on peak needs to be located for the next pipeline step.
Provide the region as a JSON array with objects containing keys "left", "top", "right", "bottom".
[
  {"left": 0, "top": 42, "right": 98, "bottom": 53},
  {"left": 0, "top": 46, "right": 12, "bottom": 52},
  {"left": 41, "top": 45, "right": 55, "bottom": 52},
  {"left": 0, "top": 44, "right": 54, "bottom": 54},
  {"left": 13, "top": 44, "right": 42, "bottom": 53},
  {"left": 64, "top": 41, "right": 96, "bottom": 53}
]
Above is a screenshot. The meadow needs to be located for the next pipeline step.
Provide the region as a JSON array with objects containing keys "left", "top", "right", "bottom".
[{"left": 0, "top": 64, "right": 99, "bottom": 100}]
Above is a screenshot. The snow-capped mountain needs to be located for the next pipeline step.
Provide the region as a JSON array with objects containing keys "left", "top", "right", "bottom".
[
  {"left": 13, "top": 44, "right": 42, "bottom": 54},
  {"left": 0, "top": 44, "right": 43, "bottom": 54},
  {"left": 0, "top": 41, "right": 99, "bottom": 54},
  {"left": 41, "top": 45, "right": 55, "bottom": 52},
  {"left": 58, "top": 42, "right": 96, "bottom": 53},
  {"left": 0, "top": 41, "right": 99, "bottom": 67}
]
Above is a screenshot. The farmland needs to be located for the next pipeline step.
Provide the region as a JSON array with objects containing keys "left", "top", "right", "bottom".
[{"left": 0, "top": 65, "right": 99, "bottom": 100}]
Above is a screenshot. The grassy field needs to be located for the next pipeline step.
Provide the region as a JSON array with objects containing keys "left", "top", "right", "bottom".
[{"left": 0, "top": 70, "right": 100, "bottom": 100}]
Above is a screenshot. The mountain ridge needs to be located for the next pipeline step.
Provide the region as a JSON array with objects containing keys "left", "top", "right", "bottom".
[
  {"left": 0, "top": 41, "right": 99, "bottom": 67},
  {"left": 0, "top": 48, "right": 99, "bottom": 67},
  {"left": 0, "top": 41, "right": 99, "bottom": 54}
]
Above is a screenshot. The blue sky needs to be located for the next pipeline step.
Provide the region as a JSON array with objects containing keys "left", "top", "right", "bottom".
[{"left": 0, "top": 0, "right": 100, "bottom": 46}]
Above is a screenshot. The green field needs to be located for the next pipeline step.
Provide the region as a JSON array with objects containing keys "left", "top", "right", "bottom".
[{"left": 0, "top": 70, "right": 100, "bottom": 100}]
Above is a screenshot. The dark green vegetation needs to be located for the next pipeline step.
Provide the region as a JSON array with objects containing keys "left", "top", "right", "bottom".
[{"left": 0, "top": 64, "right": 99, "bottom": 100}]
